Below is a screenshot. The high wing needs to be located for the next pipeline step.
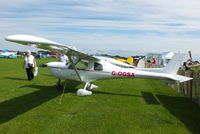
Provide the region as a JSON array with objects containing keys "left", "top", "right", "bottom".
[
  {"left": 5, "top": 34, "right": 99, "bottom": 61},
  {"left": 5, "top": 34, "right": 136, "bottom": 69},
  {"left": 5, "top": 34, "right": 136, "bottom": 68},
  {"left": 5, "top": 34, "right": 100, "bottom": 81}
]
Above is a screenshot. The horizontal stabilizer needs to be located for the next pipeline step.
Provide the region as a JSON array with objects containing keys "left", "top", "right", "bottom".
[{"left": 172, "top": 75, "right": 192, "bottom": 83}]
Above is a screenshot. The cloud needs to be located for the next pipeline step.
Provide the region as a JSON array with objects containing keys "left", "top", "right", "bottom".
[{"left": 0, "top": 0, "right": 200, "bottom": 59}]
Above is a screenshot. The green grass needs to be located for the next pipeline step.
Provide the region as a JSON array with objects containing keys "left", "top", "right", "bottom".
[{"left": 0, "top": 58, "right": 200, "bottom": 134}]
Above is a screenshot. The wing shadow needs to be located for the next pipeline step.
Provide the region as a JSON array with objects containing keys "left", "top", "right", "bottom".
[
  {"left": 93, "top": 90, "right": 142, "bottom": 97},
  {"left": 93, "top": 90, "right": 160, "bottom": 105},
  {"left": 4, "top": 77, "right": 27, "bottom": 81},
  {"left": 156, "top": 95, "right": 200, "bottom": 134},
  {"left": 0, "top": 85, "right": 60, "bottom": 125},
  {"left": 141, "top": 91, "right": 160, "bottom": 105},
  {"left": 0, "top": 80, "right": 83, "bottom": 124}
]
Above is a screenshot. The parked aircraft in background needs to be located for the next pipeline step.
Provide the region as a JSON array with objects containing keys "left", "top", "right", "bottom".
[{"left": 0, "top": 50, "right": 17, "bottom": 58}]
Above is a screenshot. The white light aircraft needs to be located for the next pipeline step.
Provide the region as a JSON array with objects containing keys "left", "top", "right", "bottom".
[
  {"left": 5, "top": 34, "right": 192, "bottom": 96},
  {"left": 0, "top": 51, "right": 17, "bottom": 57}
]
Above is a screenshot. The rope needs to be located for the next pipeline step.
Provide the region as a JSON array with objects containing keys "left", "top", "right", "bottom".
[{"left": 59, "top": 80, "right": 67, "bottom": 104}]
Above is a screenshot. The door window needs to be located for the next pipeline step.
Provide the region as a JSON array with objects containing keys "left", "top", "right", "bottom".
[{"left": 94, "top": 62, "right": 103, "bottom": 71}]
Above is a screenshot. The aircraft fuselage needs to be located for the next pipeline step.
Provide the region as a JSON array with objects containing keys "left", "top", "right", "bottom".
[{"left": 47, "top": 61, "right": 170, "bottom": 82}]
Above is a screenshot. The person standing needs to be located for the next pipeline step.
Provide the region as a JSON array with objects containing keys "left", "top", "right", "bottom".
[
  {"left": 59, "top": 53, "right": 69, "bottom": 63},
  {"left": 23, "top": 50, "right": 37, "bottom": 81},
  {"left": 57, "top": 53, "right": 69, "bottom": 90},
  {"left": 152, "top": 58, "right": 157, "bottom": 64}
]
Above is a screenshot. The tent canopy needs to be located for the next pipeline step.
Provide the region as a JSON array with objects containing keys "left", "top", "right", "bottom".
[
  {"left": 2, "top": 49, "right": 9, "bottom": 52},
  {"left": 162, "top": 52, "right": 174, "bottom": 59}
]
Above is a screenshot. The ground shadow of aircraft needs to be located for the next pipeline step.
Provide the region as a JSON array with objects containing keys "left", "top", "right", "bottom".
[
  {"left": 0, "top": 84, "right": 60, "bottom": 125},
  {"left": 4, "top": 77, "right": 27, "bottom": 81},
  {"left": 156, "top": 95, "right": 200, "bottom": 134},
  {"left": 0, "top": 80, "right": 84, "bottom": 125},
  {"left": 94, "top": 89, "right": 200, "bottom": 134},
  {"left": 0, "top": 78, "right": 160, "bottom": 125},
  {"left": 2, "top": 79, "right": 199, "bottom": 134},
  {"left": 93, "top": 90, "right": 160, "bottom": 105}
]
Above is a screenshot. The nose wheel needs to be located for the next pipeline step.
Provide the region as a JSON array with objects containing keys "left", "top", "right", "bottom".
[
  {"left": 76, "top": 82, "right": 98, "bottom": 96},
  {"left": 56, "top": 80, "right": 98, "bottom": 96},
  {"left": 77, "top": 82, "right": 92, "bottom": 96}
]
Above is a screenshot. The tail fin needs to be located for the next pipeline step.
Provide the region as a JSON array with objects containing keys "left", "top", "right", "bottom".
[
  {"left": 127, "top": 57, "right": 134, "bottom": 65},
  {"left": 163, "top": 53, "right": 193, "bottom": 83},
  {"left": 163, "top": 53, "right": 186, "bottom": 74},
  {"left": 136, "top": 53, "right": 192, "bottom": 83}
]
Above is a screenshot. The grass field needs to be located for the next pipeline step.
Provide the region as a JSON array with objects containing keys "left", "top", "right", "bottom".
[{"left": 0, "top": 58, "right": 200, "bottom": 134}]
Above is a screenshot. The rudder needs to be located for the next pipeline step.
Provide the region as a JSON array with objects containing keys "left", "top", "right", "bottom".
[{"left": 163, "top": 53, "right": 186, "bottom": 74}]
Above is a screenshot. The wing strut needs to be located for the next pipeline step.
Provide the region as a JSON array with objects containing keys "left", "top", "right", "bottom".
[{"left": 68, "top": 56, "right": 82, "bottom": 81}]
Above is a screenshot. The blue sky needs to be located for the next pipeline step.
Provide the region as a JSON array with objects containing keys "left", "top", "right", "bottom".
[{"left": 1, "top": 0, "right": 200, "bottom": 59}]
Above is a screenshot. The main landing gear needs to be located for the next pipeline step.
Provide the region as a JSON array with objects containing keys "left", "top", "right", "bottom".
[
  {"left": 56, "top": 79, "right": 63, "bottom": 90},
  {"left": 56, "top": 80, "right": 98, "bottom": 96},
  {"left": 77, "top": 82, "right": 98, "bottom": 96}
]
